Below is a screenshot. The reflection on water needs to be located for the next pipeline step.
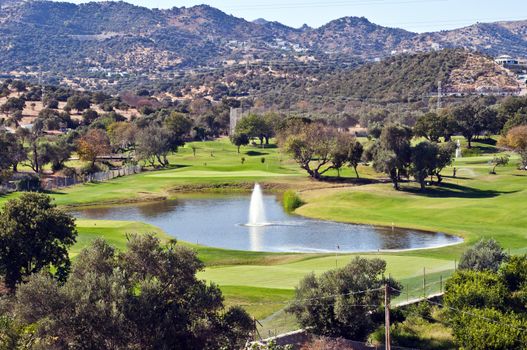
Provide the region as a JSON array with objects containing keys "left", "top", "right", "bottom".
[
  {"left": 72, "top": 195, "right": 462, "bottom": 253},
  {"left": 249, "top": 225, "right": 264, "bottom": 251}
]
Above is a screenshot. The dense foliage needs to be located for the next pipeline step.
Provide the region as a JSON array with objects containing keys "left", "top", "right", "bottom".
[
  {"left": 444, "top": 239, "right": 527, "bottom": 349},
  {"left": 6, "top": 235, "right": 253, "bottom": 349},
  {"left": 287, "top": 257, "right": 400, "bottom": 340},
  {"left": 0, "top": 193, "right": 77, "bottom": 291}
]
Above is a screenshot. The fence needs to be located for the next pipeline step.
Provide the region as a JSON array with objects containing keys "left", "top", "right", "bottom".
[{"left": 40, "top": 165, "right": 142, "bottom": 191}]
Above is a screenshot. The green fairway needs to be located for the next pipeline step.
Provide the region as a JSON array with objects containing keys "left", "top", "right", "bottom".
[
  {"left": 73, "top": 219, "right": 172, "bottom": 257},
  {"left": 199, "top": 254, "right": 454, "bottom": 290},
  {"left": 146, "top": 170, "right": 298, "bottom": 178}
]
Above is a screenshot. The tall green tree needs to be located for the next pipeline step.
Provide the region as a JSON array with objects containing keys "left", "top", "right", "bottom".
[
  {"left": 230, "top": 133, "right": 250, "bottom": 153},
  {"left": 287, "top": 257, "right": 400, "bottom": 340},
  {"left": 0, "top": 193, "right": 77, "bottom": 291},
  {"left": 410, "top": 141, "right": 438, "bottom": 190},
  {"left": 370, "top": 124, "right": 412, "bottom": 190}
]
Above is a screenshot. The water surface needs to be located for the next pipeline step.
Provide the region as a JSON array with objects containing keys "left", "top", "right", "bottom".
[{"left": 73, "top": 195, "right": 462, "bottom": 253}]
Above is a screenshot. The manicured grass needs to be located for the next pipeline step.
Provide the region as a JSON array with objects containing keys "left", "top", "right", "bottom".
[{"left": 73, "top": 219, "right": 171, "bottom": 257}]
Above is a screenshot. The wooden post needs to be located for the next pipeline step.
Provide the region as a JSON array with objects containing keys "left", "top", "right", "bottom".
[{"left": 385, "top": 284, "right": 391, "bottom": 350}]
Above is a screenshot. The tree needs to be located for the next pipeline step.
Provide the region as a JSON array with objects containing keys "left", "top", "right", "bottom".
[
  {"left": 432, "top": 141, "right": 456, "bottom": 182},
  {"left": 136, "top": 126, "right": 172, "bottom": 167},
  {"left": 498, "top": 125, "right": 527, "bottom": 169},
  {"left": 287, "top": 257, "right": 400, "bottom": 340},
  {"left": 14, "top": 235, "right": 253, "bottom": 349},
  {"left": 370, "top": 124, "right": 412, "bottom": 190},
  {"left": 0, "top": 97, "right": 25, "bottom": 118},
  {"left": 82, "top": 108, "right": 99, "bottom": 125},
  {"left": 66, "top": 95, "right": 91, "bottom": 113},
  {"left": 108, "top": 121, "right": 137, "bottom": 152},
  {"left": 46, "top": 136, "right": 75, "bottom": 172},
  {"left": 451, "top": 104, "right": 477, "bottom": 148},
  {"left": 0, "top": 131, "right": 25, "bottom": 173},
  {"left": 0, "top": 193, "right": 77, "bottom": 291},
  {"left": 230, "top": 133, "right": 250, "bottom": 153},
  {"left": 165, "top": 112, "right": 193, "bottom": 137},
  {"left": 348, "top": 140, "right": 364, "bottom": 179},
  {"left": 77, "top": 129, "right": 111, "bottom": 167},
  {"left": 490, "top": 155, "right": 510, "bottom": 174},
  {"left": 331, "top": 133, "right": 363, "bottom": 178},
  {"left": 164, "top": 112, "right": 191, "bottom": 151},
  {"left": 10, "top": 80, "right": 26, "bottom": 95},
  {"left": 410, "top": 141, "right": 438, "bottom": 190},
  {"left": 458, "top": 239, "right": 508, "bottom": 272},
  {"left": 235, "top": 114, "right": 274, "bottom": 145},
  {"left": 413, "top": 112, "right": 446, "bottom": 142},
  {"left": 281, "top": 123, "right": 360, "bottom": 180}
]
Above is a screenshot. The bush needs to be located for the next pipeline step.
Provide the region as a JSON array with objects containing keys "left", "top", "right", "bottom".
[
  {"left": 459, "top": 239, "right": 508, "bottom": 272},
  {"left": 282, "top": 190, "right": 304, "bottom": 212}
]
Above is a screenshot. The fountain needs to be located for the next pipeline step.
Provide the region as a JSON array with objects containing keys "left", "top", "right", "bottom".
[
  {"left": 248, "top": 183, "right": 267, "bottom": 226},
  {"left": 455, "top": 139, "right": 462, "bottom": 158}
]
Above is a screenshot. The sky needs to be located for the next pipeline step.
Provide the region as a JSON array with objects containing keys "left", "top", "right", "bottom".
[{"left": 62, "top": 0, "right": 527, "bottom": 33}]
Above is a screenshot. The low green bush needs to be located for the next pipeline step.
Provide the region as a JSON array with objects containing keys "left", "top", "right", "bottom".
[{"left": 282, "top": 190, "right": 304, "bottom": 213}]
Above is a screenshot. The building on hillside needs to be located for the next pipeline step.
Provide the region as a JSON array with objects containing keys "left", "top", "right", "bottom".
[
  {"left": 431, "top": 42, "right": 441, "bottom": 51},
  {"left": 229, "top": 107, "right": 245, "bottom": 135},
  {"left": 495, "top": 55, "right": 519, "bottom": 66}
]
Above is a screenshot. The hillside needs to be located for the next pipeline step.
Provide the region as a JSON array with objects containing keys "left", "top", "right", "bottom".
[
  {"left": 307, "top": 50, "right": 521, "bottom": 102},
  {"left": 157, "top": 50, "right": 520, "bottom": 106},
  {"left": 0, "top": 0, "right": 526, "bottom": 84}
]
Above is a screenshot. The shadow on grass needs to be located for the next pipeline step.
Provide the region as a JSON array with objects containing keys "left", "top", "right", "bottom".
[
  {"left": 246, "top": 151, "right": 269, "bottom": 156},
  {"left": 475, "top": 137, "right": 497, "bottom": 146},
  {"left": 440, "top": 175, "right": 473, "bottom": 180},
  {"left": 408, "top": 182, "right": 518, "bottom": 199},
  {"left": 319, "top": 176, "right": 383, "bottom": 185}
]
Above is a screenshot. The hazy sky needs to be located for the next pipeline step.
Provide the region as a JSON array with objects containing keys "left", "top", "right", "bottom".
[{"left": 63, "top": 0, "right": 527, "bottom": 32}]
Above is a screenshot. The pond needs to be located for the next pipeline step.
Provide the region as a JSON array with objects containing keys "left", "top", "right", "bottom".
[{"left": 73, "top": 194, "right": 462, "bottom": 253}]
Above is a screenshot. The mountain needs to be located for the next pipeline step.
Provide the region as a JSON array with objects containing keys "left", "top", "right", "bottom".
[{"left": 0, "top": 0, "right": 526, "bottom": 82}]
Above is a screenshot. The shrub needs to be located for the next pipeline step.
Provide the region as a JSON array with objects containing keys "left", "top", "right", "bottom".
[
  {"left": 459, "top": 239, "right": 508, "bottom": 272},
  {"left": 282, "top": 190, "right": 304, "bottom": 212}
]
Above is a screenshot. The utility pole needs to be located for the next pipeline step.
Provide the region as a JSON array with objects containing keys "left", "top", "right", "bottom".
[{"left": 384, "top": 284, "right": 391, "bottom": 350}]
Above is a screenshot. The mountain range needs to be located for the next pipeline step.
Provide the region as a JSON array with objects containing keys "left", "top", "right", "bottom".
[{"left": 0, "top": 0, "right": 526, "bottom": 78}]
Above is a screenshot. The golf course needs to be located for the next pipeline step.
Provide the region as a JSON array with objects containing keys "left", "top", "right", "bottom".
[{"left": 1, "top": 136, "right": 525, "bottom": 335}]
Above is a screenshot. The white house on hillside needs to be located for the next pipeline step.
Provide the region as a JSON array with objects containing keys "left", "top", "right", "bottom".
[{"left": 495, "top": 55, "right": 519, "bottom": 66}]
